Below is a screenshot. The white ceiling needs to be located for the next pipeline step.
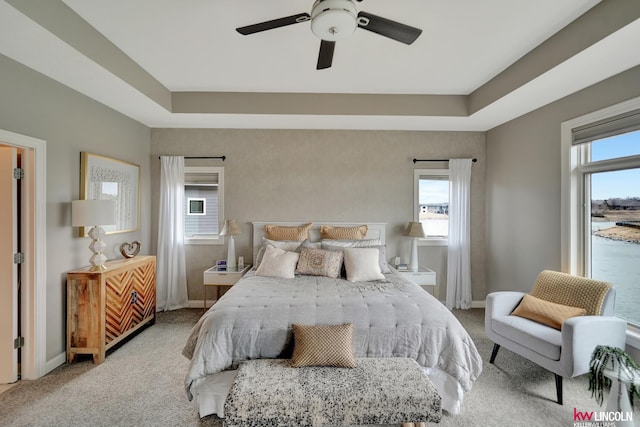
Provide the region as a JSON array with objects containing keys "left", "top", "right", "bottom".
[
  {"left": 61, "top": 0, "right": 596, "bottom": 94},
  {"left": 2, "top": 0, "right": 640, "bottom": 130}
]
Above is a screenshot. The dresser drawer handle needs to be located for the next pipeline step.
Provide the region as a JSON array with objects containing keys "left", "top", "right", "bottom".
[{"left": 131, "top": 291, "right": 138, "bottom": 305}]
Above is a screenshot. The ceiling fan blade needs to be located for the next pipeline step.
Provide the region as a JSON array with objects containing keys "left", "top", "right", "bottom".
[
  {"left": 236, "top": 13, "right": 310, "bottom": 35},
  {"left": 316, "top": 40, "right": 335, "bottom": 70},
  {"left": 357, "top": 11, "right": 422, "bottom": 45}
]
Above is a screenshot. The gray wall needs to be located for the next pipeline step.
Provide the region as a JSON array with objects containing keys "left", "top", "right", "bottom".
[
  {"left": 0, "top": 54, "right": 151, "bottom": 363},
  {"left": 151, "top": 129, "right": 487, "bottom": 303},
  {"left": 485, "top": 65, "right": 640, "bottom": 293},
  {"left": 485, "top": 65, "right": 640, "bottom": 362}
]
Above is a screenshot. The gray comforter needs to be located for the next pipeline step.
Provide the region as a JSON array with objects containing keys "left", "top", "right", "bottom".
[{"left": 183, "top": 270, "right": 482, "bottom": 399}]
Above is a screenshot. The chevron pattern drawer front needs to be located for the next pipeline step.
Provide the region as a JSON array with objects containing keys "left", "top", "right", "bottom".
[
  {"left": 105, "top": 259, "right": 156, "bottom": 345},
  {"left": 67, "top": 256, "right": 156, "bottom": 364}
]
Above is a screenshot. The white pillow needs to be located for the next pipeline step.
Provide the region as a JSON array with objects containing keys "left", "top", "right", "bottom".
[
  {"left": 255, "top": 246, "right": 300, "bottom": 279},
  {"left": 343, "top": 248, "right": 385, "bottom": 282},
  {"left": 255, "top": 238, "right": 320, "bottom": 267}
]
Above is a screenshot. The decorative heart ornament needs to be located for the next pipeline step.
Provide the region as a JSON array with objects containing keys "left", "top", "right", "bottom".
[{"left": 120, "top": 241, "right": 141, "bottom": 258}]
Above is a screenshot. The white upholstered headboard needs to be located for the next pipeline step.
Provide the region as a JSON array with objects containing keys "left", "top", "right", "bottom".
[{"left": 251, "top": 222, "right": 387, "bottom": 264}]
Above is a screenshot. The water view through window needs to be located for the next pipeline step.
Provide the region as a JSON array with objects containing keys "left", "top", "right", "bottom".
[
  {"left": 418, "top": 176, "right": 449, "bottom": 237},
  {"left": 588, "top": 131, "right": 640, "bottom": 326}
]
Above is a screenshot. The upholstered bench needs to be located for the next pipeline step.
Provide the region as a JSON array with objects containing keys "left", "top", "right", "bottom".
[{"left": 223, "top": 358, "right": 442, "bottom": 427}]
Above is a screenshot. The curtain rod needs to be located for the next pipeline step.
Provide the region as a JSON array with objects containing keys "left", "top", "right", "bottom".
[
  {"left": 158, "top": 155, "right": 226, "bottom": 161},
  {"left": 413, "top": 158, "right": 477, "bottom": 163}
]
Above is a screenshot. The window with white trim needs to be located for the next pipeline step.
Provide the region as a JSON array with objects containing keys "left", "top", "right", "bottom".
[
  {"left": 566, "top": 108, "right": 640, "bottom": 326},
  {"left": 414, "top": 169, "right": 449, "bottom": 245},
  {"left": 184, "top": 166, "right": 224, "bottom": 245}
]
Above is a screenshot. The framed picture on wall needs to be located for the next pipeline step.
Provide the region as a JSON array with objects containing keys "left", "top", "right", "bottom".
[{"left": 80, "top": 152, "right": 140, "bottom": 236}]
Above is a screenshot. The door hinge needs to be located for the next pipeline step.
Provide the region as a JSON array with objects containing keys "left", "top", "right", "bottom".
[
  {"left": 14, "top": 336, "right": 24, "bottom": 349},
  {"left": 13, "top": 167, "right": 24, "bottom": 179},
  {"left": 14, "top": 253, "right": 24, "bottom": 264}
]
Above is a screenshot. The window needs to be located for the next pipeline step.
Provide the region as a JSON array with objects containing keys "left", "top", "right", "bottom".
[
  {"left": 563, "top": 106, "right": 640, "bottom": 327},
  {"left": 187, "top": 198, "right": 206, "bottom": 215},
  {"left": 414, "top": 169, "right": 450, "bottom": 245},
  {"left": 184, "top": 166, "right": 224, "bottom": 244}
]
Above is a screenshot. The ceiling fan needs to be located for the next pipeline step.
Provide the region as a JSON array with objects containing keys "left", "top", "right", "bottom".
[{"left": 236, "top": 0, "right": 423, "bottom": 70}]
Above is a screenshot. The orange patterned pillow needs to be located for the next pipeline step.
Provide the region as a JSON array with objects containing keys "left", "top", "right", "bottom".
[
  {"left": 512, "top": 294, "right": 586, "bottom": 330},
  {"left": 264, "top": 223, "right": 312, "bottom": 241},
  {"left": 291, "top": 324, "right": 357, "bottom": 368},
  {"left": 320, "top": 225, "right": 368, "bottom": 240}
]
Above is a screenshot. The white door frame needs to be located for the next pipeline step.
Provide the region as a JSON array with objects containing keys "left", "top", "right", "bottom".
[{"left": 0, "top": 129, "right": 46, "bottom": 380}]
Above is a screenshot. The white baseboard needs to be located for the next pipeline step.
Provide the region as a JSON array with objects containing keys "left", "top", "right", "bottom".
[
  {"left": 188, "top": 300, "right": 216, "bottom": 309},
  {"left": 45, "top": 352, "right": 66, "bottom": 374},
  {"left": 471, "top": 300, "right": 486, "bottom": 308},
  {"left": 436, "top": 299, "right": 486, "bottom": 309}
]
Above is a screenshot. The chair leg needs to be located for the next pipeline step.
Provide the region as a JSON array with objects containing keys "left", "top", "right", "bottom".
[
  {"left": 554, "top": 374, "right": 563, "bottom": 405},
  {"left": 489, "top": 344, "right": 500, "bottom": 364}
]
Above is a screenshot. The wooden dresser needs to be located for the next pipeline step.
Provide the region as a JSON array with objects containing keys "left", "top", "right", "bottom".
[{"left": 67, "top": 255, "right": 156, "bottom": 364}]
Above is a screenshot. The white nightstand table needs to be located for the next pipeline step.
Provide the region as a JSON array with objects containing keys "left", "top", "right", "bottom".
[
  {"left": 397, "top": 267, "right": 436, "bottom": 295},
  {"left": 203, "top": 264, "right": 251, "bottom": 308}
]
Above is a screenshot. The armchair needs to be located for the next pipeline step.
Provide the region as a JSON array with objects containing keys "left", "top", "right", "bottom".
[{"left": 485, "top": 270, "right": 627, "bottom": 405}]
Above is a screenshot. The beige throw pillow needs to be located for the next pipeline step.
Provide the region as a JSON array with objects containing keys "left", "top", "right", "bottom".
[
  {"left": 291, "top": 323, "right": 358, "bottom": 368},
  {"left": 320, "top": 225, "right": 368, "bottom": 240},
  {"left": 512, "top": 294, "right": 586, "bottom": 330},
  {"left": 255, "top": 246, "right": 300, "bottom": 279},
  {"left": 264, "top": 223, "right": 312, "bottom": 241}
]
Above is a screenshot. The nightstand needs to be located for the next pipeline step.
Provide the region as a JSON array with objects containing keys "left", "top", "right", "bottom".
[
  {"left": 203, "top": 264, "right": 251, "bottom": 308},
  {"left": 397, "top": 266, "right": 436, "bottom": 295}
]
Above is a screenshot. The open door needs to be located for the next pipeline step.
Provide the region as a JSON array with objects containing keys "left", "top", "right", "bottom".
[{"left": 0, "top": 146, "right": 18, "bottom": 383}]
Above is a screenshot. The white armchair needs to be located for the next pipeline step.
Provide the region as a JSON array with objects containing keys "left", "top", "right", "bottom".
[{"left": 485, "top": 270, "right": 627, "bottom": 405}]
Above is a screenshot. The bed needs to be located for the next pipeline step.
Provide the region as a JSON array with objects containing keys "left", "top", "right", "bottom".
[{"left": 182, "top": 222, "right": 482, "bottom": 417}]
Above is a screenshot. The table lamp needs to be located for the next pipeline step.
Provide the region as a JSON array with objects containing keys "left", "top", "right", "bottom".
[
  {"left": 72, "top": 199, "right": 117, "bottom": 271},
  {"left": 220, "top": 219, "right": 241, "bottom": 270},
  {"left": 404, "top": 221, "right": 425, "bottom": 272}
]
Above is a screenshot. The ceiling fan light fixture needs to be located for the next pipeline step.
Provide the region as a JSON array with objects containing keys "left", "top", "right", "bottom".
[{"left": 310, "top": 0, "right": 357, "bottom": 41}]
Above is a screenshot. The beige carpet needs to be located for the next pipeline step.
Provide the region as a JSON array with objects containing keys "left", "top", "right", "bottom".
[{"left": 1, "top": 308, "right": 637, "bottom": 426}]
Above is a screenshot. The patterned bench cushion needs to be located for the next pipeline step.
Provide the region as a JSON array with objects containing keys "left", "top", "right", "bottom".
[{"left": 224, "top": 358, "right": 442, "bottom": 427}]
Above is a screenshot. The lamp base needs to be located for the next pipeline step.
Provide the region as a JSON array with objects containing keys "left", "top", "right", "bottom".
[
  {"left": 409, "top": 237, "right": 419, "bottom": 272},
  {"left": 87, "top": 225, "right": 109, "bottom": 271},
  {"left": 227, "top": 235, "right": 237, "bottom": 270}
]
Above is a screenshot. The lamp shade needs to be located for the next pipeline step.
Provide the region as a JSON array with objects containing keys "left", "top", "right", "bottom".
[
  {"left": 72, "top": 199, "right": 117, "bottom": 227},
  {"left": 404, "top": 221, "right": 426, "bottom": 238},
  {"left": 219, "top": 219, "right": 241, "bottom": 236}
]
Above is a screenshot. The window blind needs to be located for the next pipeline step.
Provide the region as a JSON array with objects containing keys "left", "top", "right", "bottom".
[{"left": 572, "top": 108, "right": 640, "bottom": 145}]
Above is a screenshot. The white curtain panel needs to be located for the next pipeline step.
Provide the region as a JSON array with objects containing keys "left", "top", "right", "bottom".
[
  {"left": 446, "top": 159, "right": 472, "bottom": 310},
  {"left": 157, "top": 156, "right": 189, "bottom": 311}
]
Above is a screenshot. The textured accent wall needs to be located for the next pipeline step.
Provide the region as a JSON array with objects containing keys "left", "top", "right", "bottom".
[{"left": 151, "top": 129, "right": 486, "bottom": 302}]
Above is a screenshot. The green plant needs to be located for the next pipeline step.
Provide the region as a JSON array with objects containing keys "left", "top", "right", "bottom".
[{"left": 588, "top": 345, "right": 640, "bottom": 408}]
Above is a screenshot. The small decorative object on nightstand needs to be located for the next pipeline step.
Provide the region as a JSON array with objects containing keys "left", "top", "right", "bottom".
[
  {"left": 397, "top": 266, "right": 436, "bottom": 295},
  {"left": 203, "top": 264, "right": 251, "bottom": 308},
  {"left": 403, "top": 221, "right": 425, "bottom": 272},
  {"left": 220, "top": 219, "right": 241, "bottom": 270}
]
